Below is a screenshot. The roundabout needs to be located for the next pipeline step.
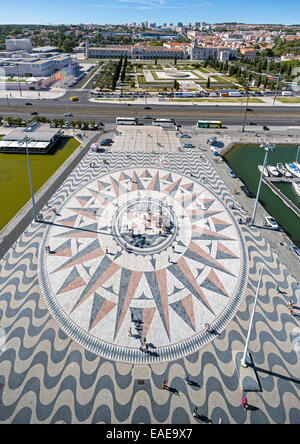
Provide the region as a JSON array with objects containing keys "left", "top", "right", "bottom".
[{"left": 38, "top": 168, "right": 248, "bottom": 363}]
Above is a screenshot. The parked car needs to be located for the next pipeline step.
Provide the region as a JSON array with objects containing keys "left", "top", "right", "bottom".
[
  {"left": 98, "top": 121, "right": 104, "bottom": 126},
  {"left": 240, "top": 185, "right": 255, "bottom": 198},
  {"left": 180, "top": 134, "right": 191, "bottom": 138},
  {"left": 226, "top": 167, "right": 237, "bottom": 178},
  {"left": 290, "top": 244, "right": 300, "bottom": 261},
  {"left": 100, "top": 139, "right": 112, "bottom": 146},
  {"left": 208, "top": 136, "right": 217, "bottom": 145},
  {"left": 265, "top": 216, "right": 279, "bottom": 230},
  {"left": 182, "top": 143, "right": 195, "bottom": 148}
]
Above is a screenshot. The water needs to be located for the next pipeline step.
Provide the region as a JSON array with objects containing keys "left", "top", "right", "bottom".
[
  {"left": 224, "top": 144, "right": 300, "bottom": 248},
  {"left": 0, "top": 137, "right": 80, "bottom": 231}
]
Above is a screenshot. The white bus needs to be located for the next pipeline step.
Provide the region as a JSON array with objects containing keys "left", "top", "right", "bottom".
[
  {"left": 152, "top": 118, "right": 176, "bottom": 128},
  {"left": 116, "top": 117, "right": 139, "bottom": 125}
]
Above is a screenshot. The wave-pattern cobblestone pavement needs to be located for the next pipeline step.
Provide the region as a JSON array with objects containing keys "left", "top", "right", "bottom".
[{"left": 0, "top": 149, "right": 299, "bottom": 424}]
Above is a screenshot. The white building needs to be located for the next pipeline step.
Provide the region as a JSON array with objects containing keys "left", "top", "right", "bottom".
[
  {"left": 189, "top": 40, "right": 237, "bottom": 61},
  {"left": 0, "top": 54, "right": 74, "bottom": 77},
  {"left": 5, "top": 38, "right": 32, "bottom": 52}
]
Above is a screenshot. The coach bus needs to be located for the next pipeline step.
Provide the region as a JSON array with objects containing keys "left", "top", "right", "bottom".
[
  {"left": 152, "top": 118, "right": 177, "bottom": 128},
  {"left": 197, "top": 120, "right": 222, "bottom": 129},
  {"left": 116, "top": 117, "right": 139, "bottom": 125}
]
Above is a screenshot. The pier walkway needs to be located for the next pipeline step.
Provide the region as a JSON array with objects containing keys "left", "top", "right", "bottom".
[{"left": 263, "top": 176, "right": 300, "bottom": 218}]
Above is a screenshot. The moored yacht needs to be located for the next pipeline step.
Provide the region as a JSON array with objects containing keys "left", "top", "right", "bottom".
[
  {"left": 285, "top": 162, "right": 300, "bottom": 178},
  {"left": 292, "top": 181, "right": 300, "bottom": 197},
  {"left": 276, "top": 163, "right": 292, "bottom": 177},
  {"left": 258, "top": 165, "right": 269, "bottom": 177},
  {"left": 266, "top": 165, "right": 280, "bottom": 177}
]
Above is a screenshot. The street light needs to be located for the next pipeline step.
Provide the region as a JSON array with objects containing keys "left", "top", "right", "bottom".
[
  {"left": 250, "top": 142, "right": 276, "bottom": 226},
  {"left": 240, "top": 264, "right": 264, "bottom": 368},
  {"left": 272, "top": 73, "right": 280, "bottom": 106},
  {"left": 18, "top": 135, "right": 38, "bottom": 222},
  {"left": 241, "top": 91, "right": 250, "bottom": 132}
]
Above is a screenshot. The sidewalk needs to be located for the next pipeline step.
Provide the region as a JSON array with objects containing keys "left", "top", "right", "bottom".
[{"left": 0, "top": 89, "right": 66, "bottom": 100}]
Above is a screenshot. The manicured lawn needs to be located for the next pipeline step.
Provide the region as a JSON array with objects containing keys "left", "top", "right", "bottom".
[
  {"left": 276, "top": 97, "right": 300, "bottom": 103},
  {"left": 211, "top": 75, "right": 234, "bottom": 84},
  {"left": 170, "top": 98, "right": 264, "bottom": 103},
  {"left": 0, "top": 137, "right": 80, "bottom": 231}
]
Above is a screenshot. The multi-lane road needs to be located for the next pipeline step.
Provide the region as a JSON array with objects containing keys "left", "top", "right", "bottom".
[{"left": 1, "top": 90, "right": 300, "bottom": 126}]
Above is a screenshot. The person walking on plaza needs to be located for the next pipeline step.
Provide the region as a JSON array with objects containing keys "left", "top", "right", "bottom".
[
  {"left": 162, "top": 380, "right": 167, "bottom": 390},
  {"left": 288, "top": 300, "right": 294, "bottom": 309},
  {"left": 242, "top": 396, "right": 248, "bottom": 411},
  {"left": 276, "top": 285, "right": 280, "bottom": 293},
  {"left": 128, "top": 327, "right": 133, "bottom": 337},
  {"left": 192, "top": 407, "right": 198, "bottom": 418}
]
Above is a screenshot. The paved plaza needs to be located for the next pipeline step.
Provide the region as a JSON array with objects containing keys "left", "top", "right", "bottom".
[
  {"left": 0, "top": 133, "right": 299, "bottom": 424},
  {"left": 112, "top": 126, "right": 181, "bottom": 153}
]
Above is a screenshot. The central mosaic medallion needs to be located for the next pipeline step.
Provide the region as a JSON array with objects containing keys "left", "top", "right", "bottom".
[
  {"left": 112, "top": 196, "right": 178, "bottom": 254},
  {"left": 39, "top": 168, "right": 248, "bottom": 363}
]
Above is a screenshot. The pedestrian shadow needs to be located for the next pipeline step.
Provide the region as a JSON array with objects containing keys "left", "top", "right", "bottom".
[
  {"left": 185, "top": 380, "right": 200, "bottom": 388},
  {"left": 194, "top": 414, "right": 212, "bottom": 423},
  {"left": 165, "top": 386, "right": 180, "bottom": 395}
]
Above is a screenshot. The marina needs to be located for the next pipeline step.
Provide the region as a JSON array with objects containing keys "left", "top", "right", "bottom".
[{"left": 224, "top": 144, "right": 300, "bottom": 247}]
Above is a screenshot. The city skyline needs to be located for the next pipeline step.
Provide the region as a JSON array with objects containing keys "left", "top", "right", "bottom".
[{"left": 0, "top": 0, "right": 300, "bottom": 26}]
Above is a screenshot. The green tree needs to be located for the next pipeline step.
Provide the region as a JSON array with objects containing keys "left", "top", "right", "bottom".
[{"left": 206, "top": 76, "right": 210, "bottom": 89}]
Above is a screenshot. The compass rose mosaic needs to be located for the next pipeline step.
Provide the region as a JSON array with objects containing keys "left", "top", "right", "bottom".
[{"left": 39, "top": 168, "right": 248, "bottom": 363}]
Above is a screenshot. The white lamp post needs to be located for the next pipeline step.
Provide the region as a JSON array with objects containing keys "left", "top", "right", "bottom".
[
  {"left": 251, "top": 142, "right": 276, "bottom": 226},
  {"left": 242, "top": 92, "right": 250, "bottom": 132},
  {"left": 18, "top": 135, "right": 38, "bottom": 222},
  {"left": 240, "top": 265, "right": 264, "bottom": 368}
]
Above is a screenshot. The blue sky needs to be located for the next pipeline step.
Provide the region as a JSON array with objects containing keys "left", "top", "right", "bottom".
[{"left": 1, "top": 0, "right": 300, "bottom": 25}]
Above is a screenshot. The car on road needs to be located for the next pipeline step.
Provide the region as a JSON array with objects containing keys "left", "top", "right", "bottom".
[
  {"left": 182, "top": 143, "right": 195, "bottom": 148},
  {"left": 30, "top": 112, "right": 38, "bottom": 115},
  {"left": 64, "top": 112, "right": 73, "bottom": 117},
  {"left": 25, "top": 102, "right": 32, "bottom": 106},
  {"left": 98, "top": 121, "right": 104, "bottom": 126},
  {"left": 70, "top": 96, "right": 78, "bottom": 101},
  {"left": 265, "top": 216, "right": 279, "bottom": 230},
  {"left": 143, "top": 115, "right": 153, "bottom": 119},
  {"left": 263, "top": 125, "right": 269, "bottom": 131},
  {"left": 180, "top": 133, "right": 191, "bottom": 138},
  {"left": 290, "top": 244, "right": 300, "bottom": 261},
  {"left": 226, "top": 167, "right": 237, "bottom": 178},
  {"left": 240, "top": 185, "right": 255, "bottom": 198},
  {"left": 144, "top": 106, "right": 151, "bottom": 110},
  {"left": 248, "top": 121, "right": 257, "bottom": 125}
]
